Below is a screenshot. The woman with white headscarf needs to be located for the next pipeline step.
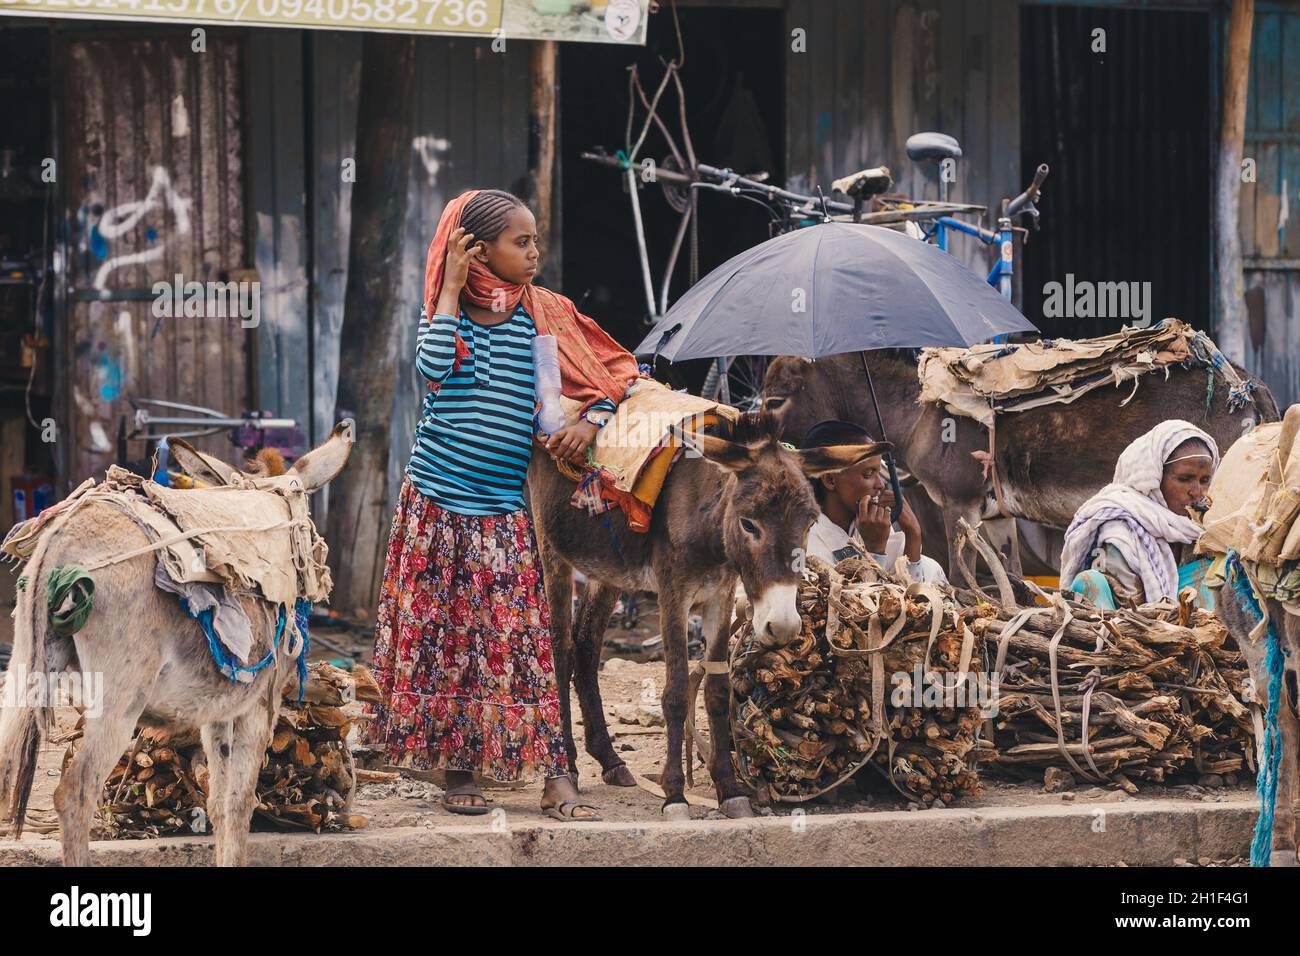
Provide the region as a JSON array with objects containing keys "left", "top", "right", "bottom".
[{"left": 1059, "top": 419, "right": 1219, "bottom": 608}]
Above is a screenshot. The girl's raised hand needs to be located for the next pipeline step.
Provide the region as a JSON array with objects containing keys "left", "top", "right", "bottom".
[{"left": 443, "top": 226, "right": 483, "bottom": 291}]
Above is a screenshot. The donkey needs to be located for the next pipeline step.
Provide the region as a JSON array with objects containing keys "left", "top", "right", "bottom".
[
  {"left": 1216, "top": 589, "right": 1300, "bottom": 866},
  {"left": 762, "top": 351, "right": 1279, "bottom": 578},
  {"left": 528, "top": 413, "right": 887, "bottom": 817},
  {"left": 0, "top": 420, "right": 354, "bottom": 866}
]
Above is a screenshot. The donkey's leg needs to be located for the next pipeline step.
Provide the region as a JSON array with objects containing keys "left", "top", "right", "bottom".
[
  {"left": 656, "top": 587, "right": 691, "bottom": 817},
  {"left": 698, "top": 586, "right": 751, "bottom": 816},
  {"left": 1235, "top": 615, "right": 1298, "bottom": 866},
  {"left": 536, "top": 530, "right": 579, "bottom": 779},
  {"left": 200, "top": 719, "right": 234, "bottom": 862},
  {"left": 572, "top": 581, "right": 633, "bottom": 786},
  {"left": 213, "top": 699, "right": 279, "bottom": 867},
  {"left": 53, "top": 682, "right": 148, "bottom": 867},
  {"left": 1271, "top": 661, "right": 1300, "bottom": 866},
  {"left": 1274, "top": 692, "right": 1300, "bottom": 866}
]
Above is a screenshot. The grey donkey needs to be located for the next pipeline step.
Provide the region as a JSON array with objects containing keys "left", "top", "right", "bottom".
[{"left": 0, "top": 420, "right": 354, "bottom": 866}]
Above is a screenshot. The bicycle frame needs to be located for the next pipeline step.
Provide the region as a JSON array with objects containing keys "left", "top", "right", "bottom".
[{"left": 920, "top": 215, "right": 1015, "bottom": 301}]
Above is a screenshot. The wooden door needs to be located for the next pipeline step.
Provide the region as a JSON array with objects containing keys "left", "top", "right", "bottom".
[{"left": 57, "top": 29, "right": 252, "bottom": 486}]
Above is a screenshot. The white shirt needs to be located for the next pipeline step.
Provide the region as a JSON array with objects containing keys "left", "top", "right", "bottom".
[{"left": 805, "top": 512, "right": 948, "bottom": 585}]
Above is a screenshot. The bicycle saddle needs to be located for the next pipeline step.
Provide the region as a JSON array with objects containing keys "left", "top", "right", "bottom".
[{"left": 906, "top": 132, "right": 962, "bottom": 162}]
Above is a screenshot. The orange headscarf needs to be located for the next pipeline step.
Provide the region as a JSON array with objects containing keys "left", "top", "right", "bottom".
[{"left": 422, "top": 189, "right": 642, "bottom": 417}]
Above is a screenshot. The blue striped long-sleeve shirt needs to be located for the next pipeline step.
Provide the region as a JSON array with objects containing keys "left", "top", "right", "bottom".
[{"left": 407, "top": 305, "right": 615, "bottom": 515}]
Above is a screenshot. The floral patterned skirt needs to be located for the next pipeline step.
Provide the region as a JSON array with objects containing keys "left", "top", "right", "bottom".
[{"left": 361, "top": 477, "right": 568, "bottom": 781}]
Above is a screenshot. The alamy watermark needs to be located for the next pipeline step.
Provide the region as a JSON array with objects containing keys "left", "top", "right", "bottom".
[
  {"left": 151, "top": 274, "right": 260, "bottom": 328},
  {"left": 594, "top": 411, "right": 712, "bottom": 454},
  {"left": 890, "top": 663, "right": 1000, "bottom": 717},
  {"left": 1041, "top": 274, "right": 1151, "bottom": 328},
  {"left": 1, "top": 667, "right": 104, "bottom": 718}
]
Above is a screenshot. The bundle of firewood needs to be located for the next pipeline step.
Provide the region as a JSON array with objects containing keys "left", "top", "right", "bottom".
[
  {"left": 257, "top": 662, "right": 378, "bottom": 832},
  {"left": 728, "top": 554, "right": 987, "bottom": 804},
  {"left": 726, "top": 528, "right": 1256, "bottom": 802},
  {"left": 976, "top": 589, "right": 1254, "bottom": 787},
  {"left": 68, "top": 662, "right": 381, "bottom": 838}
]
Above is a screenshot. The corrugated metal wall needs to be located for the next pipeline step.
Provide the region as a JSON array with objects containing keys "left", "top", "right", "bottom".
[
  {"left": 56, "top": 30, "right": 252, "bottom": 488},
  {"left": 1238, "top": 1, "right": 1300, "bottom": 409},
  {"left": 248, "top": 31, "right": 310, "bottom": 459},
  {"left": 784, "top": 0, "right": 1022, "bottom": 280},
  {"left": 1019, "top": 4, "right": 1212, "bottom": 338}
]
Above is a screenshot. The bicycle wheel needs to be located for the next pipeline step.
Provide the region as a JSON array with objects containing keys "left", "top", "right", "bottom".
[{"left": 700, "top": 355, "right": 769, "bottom": 412}]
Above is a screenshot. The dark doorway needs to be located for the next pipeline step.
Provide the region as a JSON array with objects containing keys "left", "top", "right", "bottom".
[
  {"left": 559, "top": 5, "right": 784, "bottom": 389},
  {"left": 1020, "top": 5, "right": 1212, "bottom": 338}
]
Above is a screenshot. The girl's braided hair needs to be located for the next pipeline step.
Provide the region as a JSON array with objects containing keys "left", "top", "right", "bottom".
[{"left": 461, "top": 189, "right": 527, "bottom": 243}]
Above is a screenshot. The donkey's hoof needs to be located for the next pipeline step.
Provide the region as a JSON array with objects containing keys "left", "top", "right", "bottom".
[
  {"left": 662, "top": 800, "right": 692, "bottom": 822},
  {"left": 719, "top": 796, "right": 754, "bottom": 819},
  {"left": 602, "top": 764, "right": 637, "bottom": 787}
]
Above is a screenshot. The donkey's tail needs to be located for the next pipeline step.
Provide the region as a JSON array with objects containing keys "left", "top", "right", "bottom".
[{"left": 0, "top": 521, "right": 65, "bottom": 838}]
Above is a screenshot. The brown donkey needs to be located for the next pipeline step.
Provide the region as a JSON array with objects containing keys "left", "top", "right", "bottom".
[
  {"left": 528, "top": 412, "right": 887, "bottom": 817},
  {"left": 763, "top": 351, "right": 1279, "bottom": 579}
]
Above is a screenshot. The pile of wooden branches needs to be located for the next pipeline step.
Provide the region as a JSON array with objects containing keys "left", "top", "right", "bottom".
[
  {"left": 976, "top": 589, "right": 1254, "bottom": 788},
  {"left": 257, "top": 662, "right": 379, "bottom": 832},
  {"left": 729, "top": 554, "right": 988, "bottom": 804},
  {"left": 69, "top": 662, "right": 381, "bottom": 837},
  {"left": 726, "top": 516, "right": 1256, "bottom": 802}
]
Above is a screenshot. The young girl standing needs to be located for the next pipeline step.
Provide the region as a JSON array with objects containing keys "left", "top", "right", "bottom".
[{"left": 363, "top": 189, "right": 641, "bottom": 819}]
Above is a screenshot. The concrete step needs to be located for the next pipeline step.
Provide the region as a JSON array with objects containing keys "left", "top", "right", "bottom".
[{"left": 0, "top": 795, "right": 1257, "bottom": 867}]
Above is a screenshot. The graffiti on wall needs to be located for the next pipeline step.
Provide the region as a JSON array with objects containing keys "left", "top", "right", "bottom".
[{"left": 86, "top": 165, "right": 192, "bottom": 291}]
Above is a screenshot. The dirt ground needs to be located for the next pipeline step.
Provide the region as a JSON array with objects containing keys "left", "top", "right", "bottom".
[{"left": 5, "top": 614, "right": 1253, "bottom": 860}]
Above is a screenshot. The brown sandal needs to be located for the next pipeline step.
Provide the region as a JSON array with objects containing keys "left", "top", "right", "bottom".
[{"left": 442, "top": 784, "right": 492, "bottom": 816}]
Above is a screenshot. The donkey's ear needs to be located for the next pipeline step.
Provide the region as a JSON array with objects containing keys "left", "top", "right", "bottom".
[
  {"left": 672, "top": 425, "right": 759, "bottom": 473},
  {"left": 168, "top": 438, "right": 241, "bottom": 486},
  {"left": 290, "top": 419, "right": 356, "bottom": 492},
  {"left": 797, "top": 441, "right": 893, "bottom": 478}
]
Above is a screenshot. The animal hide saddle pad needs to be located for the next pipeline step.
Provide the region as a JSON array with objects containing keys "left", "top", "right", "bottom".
[
  {"left": 1198, "top": 404, "right": 1300, "bottom": 575},
  {"left": 549, "top": 377, "right": 739, "bottom": 532},
  {"left": 917, "top": 319, "right": 1244, "bottom": 428},
  {"left": 3, "top": 465, "right": 332, "bottom": 613}
]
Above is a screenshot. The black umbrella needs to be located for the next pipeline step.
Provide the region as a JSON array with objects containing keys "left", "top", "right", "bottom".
[
  {"left": 635, "top": 221, "right": 1040, "bottom": 522},
  {"left": 635, "top": 221, "right": 1038, "bottom": 360}
]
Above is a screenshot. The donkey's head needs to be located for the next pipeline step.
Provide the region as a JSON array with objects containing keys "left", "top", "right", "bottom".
[
  {"left": 762, "top": 352, "right": 922, "bottom": 446},
  {"left": 167, "top": 419, "right": 355, "bottom": 491},
  {"left": 760, "top": 356, "right": 825, "bottom": 444},
  {"left": 679, "top": 413, "right": 890, "bottom": 642}
]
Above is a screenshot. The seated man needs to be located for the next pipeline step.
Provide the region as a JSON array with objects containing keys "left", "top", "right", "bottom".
[{"left": 800, "top": 419, "right": 948, "bottom": 584}]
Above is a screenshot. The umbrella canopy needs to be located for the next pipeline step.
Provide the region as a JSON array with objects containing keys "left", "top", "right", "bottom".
[{"left": 635, "top": 221, "right": 1039, "bottom": 360}]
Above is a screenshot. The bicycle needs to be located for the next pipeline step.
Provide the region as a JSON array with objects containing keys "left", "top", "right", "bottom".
[{"left": 689, "top": 135, "right": 1049, "bottom": 408}]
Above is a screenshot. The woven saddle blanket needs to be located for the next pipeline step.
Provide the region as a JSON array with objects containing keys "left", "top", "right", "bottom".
[
  {"left": 551, "top": 378, "right": 738, "bottom": 532},
  {"left": 1198, "top": 404, "right": 1300, "bottom": 583},
  {"left": 917, "top": 319, "right": 1254, "bottom": 428}
]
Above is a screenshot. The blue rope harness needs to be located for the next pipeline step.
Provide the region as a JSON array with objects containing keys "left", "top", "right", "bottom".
[
  {"left": 1189, "top": 331, "right": 1257, "bottom": 416},
  {"left": 1225, "top": 549, "right": 1285, "bottom": 867},
  {"left": 294, "top": 598, "right": 313, "bottom": 701},
  {"left": 176, "top": 594, "right": 314, "bottom": 702}
]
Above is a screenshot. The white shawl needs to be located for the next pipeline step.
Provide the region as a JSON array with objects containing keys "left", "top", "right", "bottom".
[{"left": 1059, "top": 420, "right": 1219, "bottom": 602}]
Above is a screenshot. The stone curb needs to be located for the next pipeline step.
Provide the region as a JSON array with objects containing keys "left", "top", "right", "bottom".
[{"left": 0, "top": 796, "right": 1257, "bottom": 866}]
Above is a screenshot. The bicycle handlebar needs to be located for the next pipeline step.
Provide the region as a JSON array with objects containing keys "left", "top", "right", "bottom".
[
  {"left": 578, "top": 150, "right": 856, "bottom": 216},
  {"left": 1004, "top": 163, "right": 1049, "bottom": 220},
  {"left": 695, "top": 163, "right": 855, "bottom": 215}
]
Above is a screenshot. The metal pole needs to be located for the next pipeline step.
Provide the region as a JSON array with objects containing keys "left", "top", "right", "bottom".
[
  {"left": 627, "top": 164, "right": 658, "bottom": 322},
  {"left": 860, "top": 351, "right": 904, "bottom": 524}
]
